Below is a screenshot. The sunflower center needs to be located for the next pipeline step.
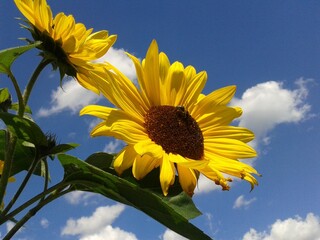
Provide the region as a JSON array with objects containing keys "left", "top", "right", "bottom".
[{"left": 144, "top": 105, "right": 204, "bottom": 159}]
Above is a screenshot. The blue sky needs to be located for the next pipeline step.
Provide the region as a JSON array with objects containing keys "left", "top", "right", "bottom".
[{"left": 1, "top": 1, "right": 320, "bottom": 239}]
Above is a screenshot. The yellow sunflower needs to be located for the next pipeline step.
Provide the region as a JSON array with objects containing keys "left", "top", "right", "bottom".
[
  {"left": 0, "top": 160, "right": 15, "bottom": 210},
  {"left": 80, "top": 40, "right": 259, "bottom": 196},
  {"left": 14, "top": 0, "right": 117, "bottom": 94}
]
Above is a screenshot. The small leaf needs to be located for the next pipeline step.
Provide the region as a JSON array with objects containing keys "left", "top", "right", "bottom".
[
  {"left": 0, "top": 88, "right": 10, "bottom": 103},
  {"left": 59, "top": 154, "right": 212, "bottom": 240},
  {"left": 0, "top": 42, "right": 42, "bottom": 74},
  {"left": 0, "top": 112, "right": 47, "bottom": 147}
]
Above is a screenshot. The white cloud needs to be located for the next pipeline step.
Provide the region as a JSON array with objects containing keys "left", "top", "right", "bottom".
[
  {"left": 79, "top": 226, "right": 137, "bottom": 240},
  {"left": 243, "top": 213, "right": 320, "bottom": 240},
  {"left": 233, "top": 195, "right": 256, "bottom": 209},
  {"left": 231, "top": 79, "right": 311, "bottom": 149},
  {"left": 160, "top": 229, "right": 188, "bottom": 240},
  {"left": 61, "top": 204, "right": 129, "bottom": 239},
  {"left": 64, "top": 191, "right": 97, "bottom": 205},
  {"left": 40, "top": 218, "right": 49, "bottom": 229},
  {"left": 96, "top": 47, "right": 137, "bottom": 82},
  {"left": 37, "top": 79, "right": 101, "bottom": 117},
  {"left": 103, "top": 139, "right": 124, "bottom": 153}
]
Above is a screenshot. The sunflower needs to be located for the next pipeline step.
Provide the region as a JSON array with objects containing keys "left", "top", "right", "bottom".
[
  {"left": 14, "top": 0, "right": 117, "bottom": 94},
  {"left": 80, "top": 40, "right": 259, "bottom": 196}
]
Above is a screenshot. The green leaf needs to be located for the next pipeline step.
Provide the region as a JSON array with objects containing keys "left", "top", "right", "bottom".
[
  {"left": 0, "top": 88, "right": 10, "bottom": 103},
  {"left": 0, "top": 130, "right": 43, "bottom": 176},
  {"left": 58, "top": 154, "right": 212, "bottom": 240},
  {"left": 0, "top": 42, "right": 42, "bottom": 74},
  {"left": 10, "top": 103, "right": 32, "bottom": 114},
  {"left": 0, "top": 112, "right": 47, "bottom": 147}
]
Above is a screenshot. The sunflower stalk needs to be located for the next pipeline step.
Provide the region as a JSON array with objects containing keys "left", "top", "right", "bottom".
[
  {"left": 2, "top": 182, "right": 71, "bottom": 240},
  {"left": 22, "top": 58, "right": 51, "bottom": 111}
]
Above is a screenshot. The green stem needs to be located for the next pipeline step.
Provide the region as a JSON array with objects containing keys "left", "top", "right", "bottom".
[
  {"left": 0, "top": 131, "right": 17, "bottom": 213},
  {"left": 0, "top": 153, "right": 41, "bottom": 218},
  {"left": 6, "top": 69, "right": 24, "bottom": 117},
  {"left": 3, "top": 185, "right": 70, "bottom": 240},
  {"left": 22, "top": 59, "right": 51, "bottom": 109},
  {"left": 0, "top": 181, "right": 71, "bottom": 225}
]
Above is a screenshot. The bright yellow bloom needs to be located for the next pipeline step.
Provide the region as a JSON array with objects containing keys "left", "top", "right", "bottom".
[
  {"left": 80, "top": 40, "right": 259, "bottom": 196},
  {"left": 14, "top": 0, "right": 117, "bottom": 94},
  {"left": 0, "top": 160, "right": 15, "bottom": 210}
]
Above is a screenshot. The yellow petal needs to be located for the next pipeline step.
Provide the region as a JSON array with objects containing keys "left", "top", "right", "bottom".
[
  {"left": 203, "top": 126, "right": 255, "bottom": 143},
  {"left": 160, "top": 154, "right": 175, "bottom": 196},
  {"left": 192, "top": 85, "right": 236, "bottom": 117},
  {"left": 134, "top": 139, "right": 164, "bottom": 159},
  {"left": 204, "top": 138, "right": 257, "bottom": 159},
  {"left": 132, "top": 154, "right": 160, "bottom": 180},
  {"left": 168, "top": 153, "right": 208, "bottom": 169},
  {"left": 113, "top": 145, "right": 136, "bottom": 175},
  {"left": 177, "top": 165, "right": 198, "bottom": 196}
]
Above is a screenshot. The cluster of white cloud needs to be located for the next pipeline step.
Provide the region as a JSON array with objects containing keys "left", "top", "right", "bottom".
[
  {"left": 233, "top": 195, "right": 257, "bottom": 209},
  {"left": 61, "top": 204, "right": 137, "bottom": 240},
  {"left": 103, "top": 139, "right": 125, "bottom": 153},
  {"left": 160, "top": 229, "right": 188, "bottom": 240},
  {"left": 243, "top": 213, "right": 320, "bottom": 240},
  {"left": 64, "top": 191, "right": 98, "bottom": 205},
  {"left": 231, "top": 79, "right": 311, "bottom": 149},
  {"left": 37, "top": 79, "right": 101, "bottom": 117}
]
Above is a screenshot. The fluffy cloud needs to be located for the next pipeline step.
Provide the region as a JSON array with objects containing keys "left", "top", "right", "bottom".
[
  {"left": 233, "top": 195, "right": 256, "bottom": 209},
  {"left": 40, "top": 218, "right": 49, "bottom": 229},
  {"left": 160, "top": 229, "right": 188, "bottom": 240},
  {"left": 103, "top": 139, "right": 125, "bottom": 153},
  {"left": 61, "top": 204, "right": 137, "bottom": 239},
  {"left": 79, "top": 226, "right": 137, "bottom": 240},
  {"left": 243, "top": 213, "right": 320, "bottom": 240},
  {"left": 37, "top": 79, "right": 101, "bottom": 117},
  {"left": 231, "top": 79, "right": 311, "bottom": 149},
  {"left": 64, "top": 191, "right": 97, "bottom": 205}
]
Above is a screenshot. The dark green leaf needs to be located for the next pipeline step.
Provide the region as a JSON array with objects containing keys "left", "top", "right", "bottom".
[
  {"left": 0, "top": 130, "right": 43, "bottom": 176},
  {"left": 58, "top": 154, "right": 212, "bottom": 240},
  {"left": 0, "top": 42, "right": 42, "bottom": 74},
  {"left": 0, "top": 112, "right": 47, "bottom": 147}
]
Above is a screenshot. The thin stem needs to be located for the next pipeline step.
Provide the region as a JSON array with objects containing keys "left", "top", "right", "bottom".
[
  {"left": 0, "top": 131, "right": 17, "bottom": 212},
  {"left": 22, "top": 59, "right": 51, "bottom": 109},
  {"left": 3, "top": 186, "right": 70, "bottom": 240},
  {"left": 1, "top": 153, "right": 41, "bottom": 217},
  {"left": 6, "top": 69, "right": 24, "bottom": 117},
  {"left": 0, "top": 181, "right": 71, "bottom": 225}
]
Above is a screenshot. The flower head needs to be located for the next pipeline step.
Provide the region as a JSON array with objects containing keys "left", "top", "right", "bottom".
[
  {"left": 14, "top": 0, "right": 117, "bottom": 94},
  {"left": 80, "top": 40, "right": 259, "bottom": 196}
]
